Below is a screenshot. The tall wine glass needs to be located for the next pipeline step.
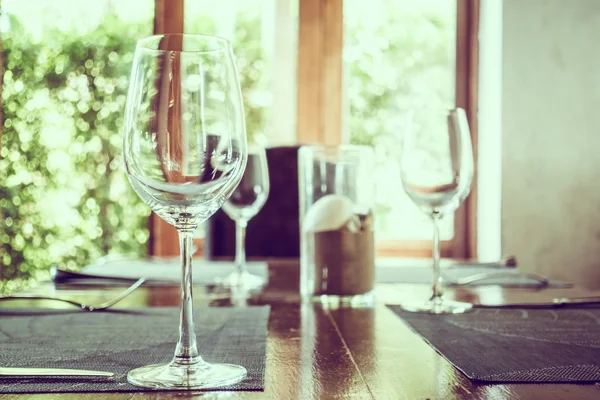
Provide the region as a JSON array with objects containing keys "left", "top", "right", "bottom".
[
  {"left": 220, "top": 144, "right": 270, "bottom": 289},
  {"left": 399, "top": 108, "right": 474, "bottom": 314},
  {"left": 123, "top": 34, "right": 248, "bottom": 389}
]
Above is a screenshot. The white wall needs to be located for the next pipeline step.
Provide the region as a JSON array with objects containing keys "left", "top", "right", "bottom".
[
  {"left": 477, "top": 0, "right": 502, "bottom": 262},
  {"left": 502, "top": 0, "right": 600, "bottom": 288}
]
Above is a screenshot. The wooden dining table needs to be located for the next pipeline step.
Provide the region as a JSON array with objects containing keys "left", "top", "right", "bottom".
[{"left": 1, "top": 259, "right": 600, "bottom": 400}]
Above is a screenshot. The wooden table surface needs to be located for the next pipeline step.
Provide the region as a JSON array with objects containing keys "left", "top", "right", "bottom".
[{"left": 2, "top": 259, "right": 600, "bottom": 400}]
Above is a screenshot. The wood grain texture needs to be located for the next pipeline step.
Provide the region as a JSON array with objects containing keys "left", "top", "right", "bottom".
[
  {"left": 376, "top": 240, "right": 453, "bottom": 258},
  {"left": 297, "top": 0, "right": 343, "bottom": 146},
  {"left": 455, "top": 0, "right": 480, "bottom": 259},
  {"left": 149, "top": 0, "right": 185, "bottom": 257},
  {"left": 154, "top": 0, "right": 184, "bottom": 34},
  {"left": 297, "top": 0, "right": 322, "bottom": 145},
  {"left": 2, "top": 260, "right": 600, "bottom": 399},
  {"left": 320, "top": 0, "right": 343, "bottom": 147}
]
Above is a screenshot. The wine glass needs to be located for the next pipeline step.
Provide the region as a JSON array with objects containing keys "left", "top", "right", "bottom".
[
  {"left": 123, "top": 34, "right": 248, "bottom": 389},
  {"left": 220, "top": 144, "right": 270, "bottom": 289},
  {"left": 399, "top": 107, "right": 474, "bottom": 314}
]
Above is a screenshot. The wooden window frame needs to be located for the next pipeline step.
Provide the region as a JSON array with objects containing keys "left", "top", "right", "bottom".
[
  {"left": 457, "top": 0, "right": 480, "bottom": 260},
  {"left": 150, "top": 0, "right": 183, "bottom": 257},
  {"left": 150, "top": 0, "right": 480, "bottom": 259}
]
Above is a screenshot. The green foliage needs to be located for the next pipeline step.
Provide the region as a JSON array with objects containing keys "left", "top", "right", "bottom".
[
  {"left": 345, "top": 2, "right": 456, "bottom": 238},
  {"left": 0, "top": 1, "right": 453, "bottom": 290},
  {"left": 232, "top": 13, "right": 268, "bottom": 143},
  {"left": 0, "top": 9, "right": 268, "bottom": 293},
  {"left": 186, "top": 11, "right": 267, "bottom": 143},
  {"left": 346, "top": 2, "right": 455, "bottom": 147},
  {"left": 0, "top": 14, "right": 153, "bottom": 292}
]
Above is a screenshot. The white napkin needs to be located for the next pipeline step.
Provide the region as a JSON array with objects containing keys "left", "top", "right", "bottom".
[{"left": 79, "top": 259, "right": 268, "bottom": 284}]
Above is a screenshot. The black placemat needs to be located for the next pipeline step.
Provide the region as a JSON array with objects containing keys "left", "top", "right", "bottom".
[
  {"left": 0, "top": 306, "right": 269, "bottom": 393},
  {"left": 387, "top": 305, "right": 600, "bottom": 383}
]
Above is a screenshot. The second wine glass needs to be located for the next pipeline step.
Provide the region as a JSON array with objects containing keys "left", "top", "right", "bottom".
[
  {"left": 220, "top": 145, "right": 270, "bottom": 288},
  {"left": 399, "top": 107, "right": 474, "bottom": 314}
]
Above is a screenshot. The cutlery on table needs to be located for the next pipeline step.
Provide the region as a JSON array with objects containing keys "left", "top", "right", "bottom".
[
  {"left": 0, "top": 277, "right": 145, "bottom": 311},
  {"left": 449, "top": 271, "right": 549, "bottom": 287},
  {"left": 91, "top": 249, "right": 197, "bottom": 266},
  {"left": 447, "top": 255, "right": 518, "bottom": 269},
  {"left": 0, "top": 367, "right": 114, "bottom": 378},
  {"left": 50, "top": 266, "right": 174, "bottom": 285}
]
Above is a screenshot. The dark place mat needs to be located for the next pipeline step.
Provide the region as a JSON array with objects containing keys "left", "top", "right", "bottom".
[
  {"left": 387, "top": 305, "right": 600, "bottom": 383},
  {"left": 0, "top": 306, "right": 270, "bottom": 393}
]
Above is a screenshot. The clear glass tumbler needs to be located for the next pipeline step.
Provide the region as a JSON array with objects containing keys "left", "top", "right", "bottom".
[{"left": 298, "top": 145, "right": 376, "bottom": 307}]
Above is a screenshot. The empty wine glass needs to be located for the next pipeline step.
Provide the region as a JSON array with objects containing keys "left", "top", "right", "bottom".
[
  {"left": 123, "top": 34, "right": 248, "bottom": 389},
  {"left": 399, "top": 107, "right": 474, "bottom": 314},
  {"left": 220, "top": 145, "right": 270, "bottom": 289}
]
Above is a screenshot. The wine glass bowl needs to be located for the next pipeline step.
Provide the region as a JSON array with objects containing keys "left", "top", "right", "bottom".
[
  {"left": 124, "top": 34, "right": 247, "bottom": 231},
  {"left": 399, "top": 107, "right": 474, "bottom": 314},
  {"left": 221, "top": 145, "right": 270, "bottom": 223},
  {"left": 125, "top": 133, "right": 246, "bottom": 229},
  {"left": 123, "top": 34, "right": 248, "bottom": 389}
]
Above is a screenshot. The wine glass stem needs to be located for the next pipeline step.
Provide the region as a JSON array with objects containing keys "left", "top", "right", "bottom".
[
  {"left": 235, "top": 220, "right": 248, "bottom": 274},
  {"left": 174, "top": 229, "right": 201, "bottom": 365},
  {"left": 431, "top": 214, "right": 444, "bottom": 302}
]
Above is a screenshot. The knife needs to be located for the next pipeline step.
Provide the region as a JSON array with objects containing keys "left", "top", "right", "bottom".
[{"left": 0, "top": 367, "right": 114, "bottom": 378}]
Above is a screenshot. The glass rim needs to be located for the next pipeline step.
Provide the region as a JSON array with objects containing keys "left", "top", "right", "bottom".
[{"left": 137, "top": 34, "right": 232, "bottom": 54}]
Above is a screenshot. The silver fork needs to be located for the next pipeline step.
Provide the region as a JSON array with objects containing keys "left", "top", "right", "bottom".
[{"left": 0, "top": 277, "right": 145, "bottom": 311}]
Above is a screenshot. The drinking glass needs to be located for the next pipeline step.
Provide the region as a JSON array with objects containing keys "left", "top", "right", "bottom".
[
  {"left": 220, "top": 145, "right": 270, "bottom": 288},
  {"left": 399, "top": 108, "right": 474, "bottom": 314},
  {"left": 123, "top": 34, "right": 248, "bottom": 389},
  {"left": 298, "top": 145, "right": 376, "bottom": 306}
]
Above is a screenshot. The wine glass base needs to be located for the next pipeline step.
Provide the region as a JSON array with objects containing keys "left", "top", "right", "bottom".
[
  {"left": 216, "top": 270, "right": 265, "bottom": 290},
  {"left": 127, "top": 360, "right": 247, "bottom": 390},
  {"left": 400, "top": 299, "right": 472, "bottom": 314}
]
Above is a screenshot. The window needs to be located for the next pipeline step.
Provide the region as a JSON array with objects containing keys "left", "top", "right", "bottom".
[
  {"left": 185, "top": 0, "right": 298, "bottom": 146},
  {"left": 344, "top": 0, "right": 457, "bottom": 242},
  {"left": 0, "top": 0, "right": 478, "bottom": 289},
  {"left": 296, "top": 0, "right": 478, "bottom": 257}
]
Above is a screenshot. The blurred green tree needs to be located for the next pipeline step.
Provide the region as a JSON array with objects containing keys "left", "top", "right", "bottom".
[
  {"left": 0, "top": 14, "right": 153, "bottom": 293},
  {"left": 0, "top": 9, "right": 268, "bottom": 294},
  {"left": 346, "top": 2, "right": 455, "bottom": 147},
  {"left": 185, "top": 11, "right": 267, "bottom": 143},
  {"left": 344, "top": 1, "right": 455, "bottom": 238}
]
